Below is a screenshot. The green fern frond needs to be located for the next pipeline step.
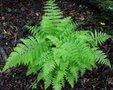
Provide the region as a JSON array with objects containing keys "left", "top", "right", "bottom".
[
  {"left": 53, "top": 69, "right": 65, "bottom": 90},
  {"left": 3, "top": 36, "right": 49, "bottom": 71},
  {"left": 25, "top": 0, "right": 75, "bottom": 38},
  {"left": 93, "top": 48, "right": 111, "bottom": 67},
  {"left": 44, "top": 73, "right": 53, "bottom": 89},
  {"left": 3, "top": 36, "right": 38, "bottom": 70},
  {"left": 25, "top": 25, "right": 40, "bottom": 35},
  {"left": 66, "top": 66, "right": 78, "bottom": 88},
  {"left": 90, "top": 31, "right": 110, "bottom": 46}
]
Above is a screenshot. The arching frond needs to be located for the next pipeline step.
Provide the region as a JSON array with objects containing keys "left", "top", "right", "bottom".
[
  {"left": 90, "top": 31, "right": 110, "bottom": 46},
  {"left": 3, "top": 36, "right": 49, "bottom": 71},
  {"left": 25, "top": 25, "right": 41, "bottom": 35}
]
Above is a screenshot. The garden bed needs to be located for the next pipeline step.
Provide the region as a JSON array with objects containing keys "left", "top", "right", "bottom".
[{"left": 0, "top": 0, "right": 113, "bottom": 90}]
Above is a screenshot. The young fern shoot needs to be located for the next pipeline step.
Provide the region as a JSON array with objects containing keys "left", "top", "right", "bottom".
[{"left": 3, "top": 0, "right": 111, "bottom": 90}]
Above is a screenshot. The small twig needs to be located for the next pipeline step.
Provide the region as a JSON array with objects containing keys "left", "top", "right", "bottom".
[{"left": 0, "top": 47, "right": 7, "bottom": 63}]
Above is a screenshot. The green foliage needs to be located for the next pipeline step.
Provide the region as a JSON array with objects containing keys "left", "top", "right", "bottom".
[
  {"left": 3, "top": 0, "right": 111, "bottom": 90},
  {"left": 96, "top": 0, "right": 113, "bottom": 11},
  {"left": 102, "top": 1, "right": 113, "bottom": 10}
]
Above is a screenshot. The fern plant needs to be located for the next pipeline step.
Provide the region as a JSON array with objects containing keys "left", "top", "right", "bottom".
[{"left": 3, "top": 0, "right": 111, "bottom": 90}]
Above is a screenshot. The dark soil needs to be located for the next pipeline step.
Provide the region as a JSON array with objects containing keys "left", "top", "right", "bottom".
[{"left": 0, "top": 0, "right": 113, "bottom": 90}]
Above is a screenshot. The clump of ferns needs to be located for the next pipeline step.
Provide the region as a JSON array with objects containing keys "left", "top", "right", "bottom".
[{"left": 3, "top": 0, "right": 111, "bottom": 90}]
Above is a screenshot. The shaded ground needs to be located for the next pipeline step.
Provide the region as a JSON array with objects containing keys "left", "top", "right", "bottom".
[{"left": 0, "top": 0, "right": 113, "bottom": 90}]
